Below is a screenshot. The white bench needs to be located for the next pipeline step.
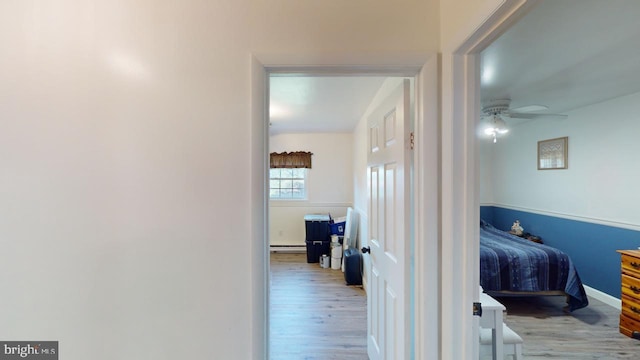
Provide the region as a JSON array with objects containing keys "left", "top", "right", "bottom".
[{"left": 480, "top": 323, "right": 523, "bottom": 360}]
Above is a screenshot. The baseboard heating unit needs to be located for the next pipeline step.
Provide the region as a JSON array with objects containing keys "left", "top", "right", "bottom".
[{"left": 270, "top": 245, "right": 306, "bottom": 253}]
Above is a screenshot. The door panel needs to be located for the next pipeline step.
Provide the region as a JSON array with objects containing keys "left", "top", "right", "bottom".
[
  {"left": 367, "top": 79, "right": 410, "bottom": 360},
  {"left": 370, "top": 265, "right": 381, "bottom": 354},
  {"left": 384, "top": 164, "right": 397, "bottom": 256},
  {"left": 385, "top": 285, "right": 397, "bottom": 360}
]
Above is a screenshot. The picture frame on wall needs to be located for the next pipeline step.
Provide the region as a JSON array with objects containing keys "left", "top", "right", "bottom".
[{"left": 538, "top": 136, "right": 568, "bottom": 170}]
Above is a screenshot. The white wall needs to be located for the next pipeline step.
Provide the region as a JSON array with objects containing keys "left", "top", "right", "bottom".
[
  {"left": 269, "top": 133, "right": 353, "bottom": 246},
  {"left": 353, "top": 108, "right": 370, "bottom": 248},
  {"left": 480, "top": 91, "right": 640, "bottom": 228},
  {"left": 479, "top": 139, "right": 496, "bottom": 204},
  {"left": 0, "top": 1, "right": 440, "bottom": 359}
]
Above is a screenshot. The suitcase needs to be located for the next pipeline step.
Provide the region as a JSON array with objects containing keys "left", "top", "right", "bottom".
[{"left": 343, "top": 248, "right": 362, "bottom": 285}]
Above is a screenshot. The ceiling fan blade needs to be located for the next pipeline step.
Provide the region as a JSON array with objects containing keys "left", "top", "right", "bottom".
[
  {"left": 510, "top": 104, "right": 548, "bottom": 113},
  {"left": 507, "top": 112, "right": 568, "bottom": 120}
]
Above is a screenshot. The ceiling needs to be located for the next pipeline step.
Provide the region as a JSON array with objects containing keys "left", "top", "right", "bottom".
[
  {"left": 480, "top": 0, "right": 640, "bottom": 115},
  {"left": 270, "top": 0, "right": 640, "bottom": 134},
  {"left": 269, "top": 76, "right": 387, "bottom": 135}
]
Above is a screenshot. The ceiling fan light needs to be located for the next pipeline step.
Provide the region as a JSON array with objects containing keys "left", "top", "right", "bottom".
[
  {"left": 492, "top": 115, "right": 507, "bottom": 128},
  {"left": 483, "top": 115, "right": 507, "bottom": 131},
  {"left": 481, "top": 114, "right": 508, "bottom": 142}
]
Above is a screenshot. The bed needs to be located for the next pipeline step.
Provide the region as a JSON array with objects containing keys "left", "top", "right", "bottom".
[{"left": 480, "top": 220, "right": 589, "bottom": 311}]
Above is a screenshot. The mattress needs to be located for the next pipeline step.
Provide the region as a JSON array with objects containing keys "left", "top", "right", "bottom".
[{"left": 479, "top": 220, "right": 589, "bottom": 311}]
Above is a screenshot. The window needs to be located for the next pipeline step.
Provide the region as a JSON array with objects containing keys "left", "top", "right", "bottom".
[{"left": 270, "top": 168, "right": 307, "bottom": 199}]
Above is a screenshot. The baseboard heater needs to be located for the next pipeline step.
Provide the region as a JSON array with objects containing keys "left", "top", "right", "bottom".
[{"left": 270, "top": 245, "right": 306, "bottom": 253}]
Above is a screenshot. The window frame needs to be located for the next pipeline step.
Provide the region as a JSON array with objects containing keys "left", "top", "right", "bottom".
[{"left": 269, "top": 168, "right": 308, "bottom": 200}]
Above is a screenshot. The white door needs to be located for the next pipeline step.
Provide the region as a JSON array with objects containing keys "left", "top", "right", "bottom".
[{"left": 366, "top": 79, "right": 411, "bottom": 360}]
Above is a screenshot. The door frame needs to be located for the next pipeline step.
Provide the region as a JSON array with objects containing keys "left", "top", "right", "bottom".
[
  {"left": 440, "top": 0, "right": 541, "bottom": 358},
  {"left": 252, "top": 58, "right": 440, "bottom": 359}
]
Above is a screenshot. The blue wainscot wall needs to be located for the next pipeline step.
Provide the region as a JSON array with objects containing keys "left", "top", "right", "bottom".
[{"left": 481, "top": 206, "right": 640, "bottom": 298}]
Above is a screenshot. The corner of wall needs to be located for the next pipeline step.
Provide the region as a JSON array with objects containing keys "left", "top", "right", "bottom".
[{"left": 250, "top": 55, "right": 268, "bottom": 360}]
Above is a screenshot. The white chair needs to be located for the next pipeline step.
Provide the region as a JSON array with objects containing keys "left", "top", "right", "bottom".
[{"left": 479, "top": 323, "right": 523, "bottom": 360}]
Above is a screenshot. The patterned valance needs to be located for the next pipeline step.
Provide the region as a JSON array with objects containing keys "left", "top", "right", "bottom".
[{"left": 270, "top": 151, "right": 313, "bottom": 169}]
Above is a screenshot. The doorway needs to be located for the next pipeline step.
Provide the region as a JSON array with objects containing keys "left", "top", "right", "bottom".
[{"left": 265, "top": 70, "right": 420, "bottom": 359}]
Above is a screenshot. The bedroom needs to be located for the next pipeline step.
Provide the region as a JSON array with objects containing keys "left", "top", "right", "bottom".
[
  {"left": 477, "top": 0, "right": 640, "bottom": 328},
  {"left": 268, "top": 76, "right": 413, "bottom": 253}
]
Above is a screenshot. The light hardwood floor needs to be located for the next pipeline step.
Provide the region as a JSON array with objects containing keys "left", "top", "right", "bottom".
[
  {"left": 270, "top": 252, "right": 640, "bottom": 359},
  {"left": 500, "top": 295, "right": 640, "bottom": 359},
  {"left": 270, "top": 252, "right": 368, "bottom": 360}
]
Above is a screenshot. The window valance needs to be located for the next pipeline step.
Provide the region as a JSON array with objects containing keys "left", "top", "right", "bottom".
[{"left": 270, "top": 151, "right": 313, "bottom": 169}]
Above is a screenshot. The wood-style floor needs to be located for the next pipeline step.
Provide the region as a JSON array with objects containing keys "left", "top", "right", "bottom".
[
  {"left": 270, "top": 252, "right": 368, "bottom": 360},
  {"left": 270, "top": 252, "right": 640, "bottom": 359},
  {"left": 500, "top": 295, "right": 640, "bottom": 359}
]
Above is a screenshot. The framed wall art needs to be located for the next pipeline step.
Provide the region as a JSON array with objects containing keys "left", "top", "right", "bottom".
[{"left": 538, "top": 136, "right": 568, "bottom": 170}]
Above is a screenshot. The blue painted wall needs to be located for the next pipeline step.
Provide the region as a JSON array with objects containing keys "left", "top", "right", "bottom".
[
  {"left": 481, "top": 205, "right": 640, "bottom": 298},
  {"left": 479, "top": 206, "right": 494, "bottom": 226}
]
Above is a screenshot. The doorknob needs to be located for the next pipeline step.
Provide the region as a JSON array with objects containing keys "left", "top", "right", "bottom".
[{"left": 361, "top": 246, "right": 370, "bottom": 254}]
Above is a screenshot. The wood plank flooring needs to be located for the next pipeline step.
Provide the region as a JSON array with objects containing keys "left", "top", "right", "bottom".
[
  {"left": 269, "top": 252, "right": 368, "bottom": 360},
  {"left": 270, "top": 252, "right": 640, "bottom": 359},
  {"left": 499, "top": 295, "right": 640, "bottom": 359}
]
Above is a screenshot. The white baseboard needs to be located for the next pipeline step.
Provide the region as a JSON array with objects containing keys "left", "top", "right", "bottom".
[{"left": 584, "top": 285, "right": 621, "bottom": 310}]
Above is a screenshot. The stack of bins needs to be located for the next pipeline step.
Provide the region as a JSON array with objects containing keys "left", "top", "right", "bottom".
[
  {"left": 304, "top": 214, "right": 331, "bottom": 263},
  {"left": 329, "top": 220, "right": 345, "bottom": 270},
  {"left": 330, "top": 241, "right": 342, "bottom": 270}
]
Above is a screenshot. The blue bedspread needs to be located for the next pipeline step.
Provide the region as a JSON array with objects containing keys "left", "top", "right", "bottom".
[{"left": 480, "top": 221, "right": 589, "bottom": 311}]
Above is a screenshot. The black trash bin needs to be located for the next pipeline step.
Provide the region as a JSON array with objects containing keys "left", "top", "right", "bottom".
[
  {"left": 305, "top": 240, "right": 331, "bottom": 263},
  {"left": 304, "top": 214, "right": 330, "bottom": 263}
]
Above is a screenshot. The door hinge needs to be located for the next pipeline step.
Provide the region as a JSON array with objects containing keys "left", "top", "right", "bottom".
[
  {"left": 473, "top": 302, "right": 482, "bottom": 317},
  {"left": 409, "top": 132, "right": 415, "bottom": 150}
]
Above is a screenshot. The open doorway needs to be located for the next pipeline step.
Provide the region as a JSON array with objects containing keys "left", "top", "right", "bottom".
[
  {"left": 266, "top": 73, "right": 415, "bottom": 359},
  {"left": 475, "top": 0, "right": 640, "bottom": 357}
]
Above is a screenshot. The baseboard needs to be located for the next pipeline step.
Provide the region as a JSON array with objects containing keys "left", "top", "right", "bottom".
[
  {"left": 269, "top": 245, "right": 306, "bottom": 253},
  {"left": 584, "top": 285, "right": 621, "bottom": 310}
]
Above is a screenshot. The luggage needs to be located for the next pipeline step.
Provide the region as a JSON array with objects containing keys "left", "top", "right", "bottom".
[{"left": 343, "top": 248, "right": 362, "bottom": 285}]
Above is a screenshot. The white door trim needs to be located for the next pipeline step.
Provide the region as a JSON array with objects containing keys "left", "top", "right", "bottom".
[
  {"left": 251, "top": 57, "right": 439, "bottom": 360},
  {"left": 440, "top": 0, "right": 540, "bottom": 359},
  {"left": 413, "top": 55, "right": 440, "bottom": 360}
]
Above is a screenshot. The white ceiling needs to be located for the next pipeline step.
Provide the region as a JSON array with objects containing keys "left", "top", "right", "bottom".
[
  {"left": 269, "top": 76, "right": 387, "bottom": 134},
  {"left": 270, "top": 0, "right": 640, "bottom": 135},
  {"left": 481, "top": 0, "right": 640, "bottom": 114}
]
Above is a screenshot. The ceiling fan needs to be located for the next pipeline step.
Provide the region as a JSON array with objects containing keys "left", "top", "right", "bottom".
[{"left": 480, "top": 99, "right": 568, "bottom": 143}]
